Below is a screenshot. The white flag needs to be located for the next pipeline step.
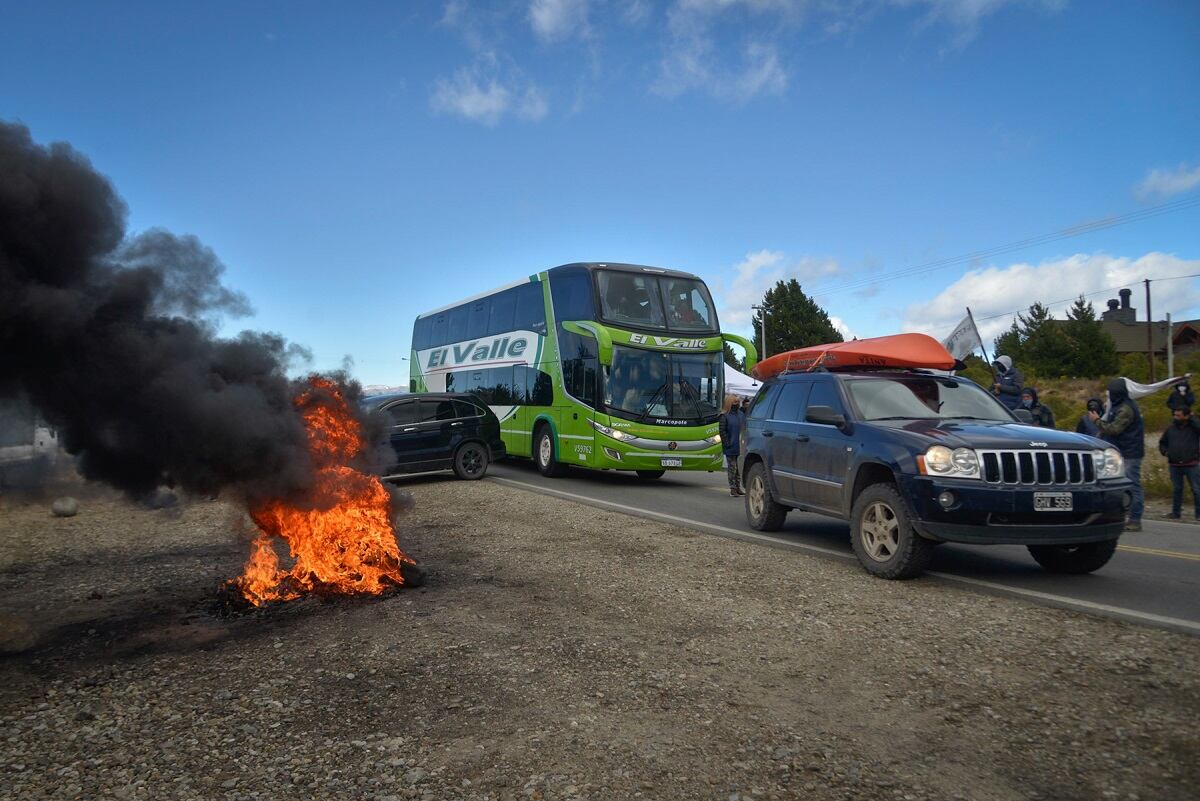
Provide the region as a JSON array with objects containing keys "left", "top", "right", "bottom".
[
  {"left": 942, "top": 315, "right": 981, "bottom": 360},
  {"left": 1121, "top": 374, "right": 1191, "bottom": 400}
]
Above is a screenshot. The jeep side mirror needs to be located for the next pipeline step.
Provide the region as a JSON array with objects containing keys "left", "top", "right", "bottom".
[
  {"left": 1013, "top": 409, "right": 1033, "bottom": 423},
  {"left": 806, "top": 405, "right": 846, "bottom": 427}
]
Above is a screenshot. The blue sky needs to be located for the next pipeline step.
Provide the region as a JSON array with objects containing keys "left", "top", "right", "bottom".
[{"left": 2, "top": 0, "right": 1198, "bottom": 386}]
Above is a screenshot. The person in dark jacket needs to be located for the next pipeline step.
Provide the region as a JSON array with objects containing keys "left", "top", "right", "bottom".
[
  {"left": 718, "top": 395, "right": 744, "bottom": 496},
  {"left": 1167, "top": 380, "right": 1195, "bottom": 413},
  {"left": 1019, "top": 387, "right": 1055, "bottom": 429},
  {"left": 1090, "top": 377, "right": 1145, "bottom": 531},
  {"left": 1076, "top": 397, "right": 1103, "bottom": 436},
  {"left": 1158, "top": 406, "right": 1200, "bottom": 519},
  {"left": 991, "top": 355, "right": 1024, "bottom": 410}
]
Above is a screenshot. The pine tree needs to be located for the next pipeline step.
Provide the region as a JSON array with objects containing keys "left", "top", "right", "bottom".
[
  {"left": 722, "top": 342, "right": 745, "bottom": 372},
  {"left": 751, "top": 279, "right": 843, "bottom": 357},
  {"left": 1063, "top": 297, "right": 1119, "bottom": 378}
]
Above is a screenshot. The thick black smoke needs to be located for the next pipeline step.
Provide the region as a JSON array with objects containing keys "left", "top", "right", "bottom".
[{"left": 0, "top": 121, "right": 349, "bottom": 504}]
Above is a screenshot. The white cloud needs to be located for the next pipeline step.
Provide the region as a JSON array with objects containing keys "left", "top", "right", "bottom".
[
  {"left": 891, "top": 0, "right": 1067, "bottom": 48},
  {"left": 902, "top": 252, "right": 1200, "bottom": 347},
  {"left": 530, "top": 0, "right": 590, "bottom": 42},
  {"left": 1136, "top": 163, "right": 1200, "bottom": 201},
  {"left": 651, "top": 0, "right": 798, "bottom": 101},
  {"left": 712, "top": 249, "right": 842, "bottom": 329},
  {"left": 829, "top": 315, "right": 857, "bottom": 340},
  {"left": 431, "top": 63, "right": 549, "bottom": 126}
]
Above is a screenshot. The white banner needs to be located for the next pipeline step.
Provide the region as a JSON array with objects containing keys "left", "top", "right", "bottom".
[
  {"left": 1122, "top": 374, "right": 1191, "bottom": 400},
  {"left": 942, "top": 314, "right": 982, "bottom": 360}
]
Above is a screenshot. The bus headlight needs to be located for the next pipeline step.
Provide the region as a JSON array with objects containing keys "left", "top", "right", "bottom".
[
  {"left": 705, "top": 434, "right": 722, "bottom": 445},
  {"left": 1095, "top": 448, "right": 1124, "bottom": 479},
  {"left": 589, "top": 420, "right": 632, "bottom": 441},
  {"left": 920, "top": 446, "right": 980, "bottom": 479}
]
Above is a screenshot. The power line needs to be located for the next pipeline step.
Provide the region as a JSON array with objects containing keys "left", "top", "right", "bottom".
[{"left": 811, "top": 194, "right": 1200, "bottom": 298}]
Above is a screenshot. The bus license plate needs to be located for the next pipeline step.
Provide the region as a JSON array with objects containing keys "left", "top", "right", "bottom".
[
  {"left": 661, "top": 458, "right": 683, "bottom": 468},
  {"left": 1034, "top": 492, "right": 1072, "bottom": 511}
]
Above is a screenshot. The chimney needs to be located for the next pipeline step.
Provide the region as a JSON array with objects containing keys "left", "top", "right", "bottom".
[
  {"left": 1120, "top": 288, "right": 1132, "bottom": 309},
  {"left": 1107, "top": 299, "right": 1119, "bottom": 311}
]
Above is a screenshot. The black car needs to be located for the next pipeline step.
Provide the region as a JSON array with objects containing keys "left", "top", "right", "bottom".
[
  {"left": 740, "top": 369, "right": 1133, "bottom": 579},
  {"left": 363, "top": 393, "right": 506, "bottom": 480}
]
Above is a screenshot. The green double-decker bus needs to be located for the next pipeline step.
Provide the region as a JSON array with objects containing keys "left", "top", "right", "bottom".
[{"left": 409, "top": 262, "right": 756, "bottom": 478}]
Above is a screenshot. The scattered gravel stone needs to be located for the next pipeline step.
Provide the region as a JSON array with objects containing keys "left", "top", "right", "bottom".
[{"left": 50, "top": 496, "right": 78, "bottom": 517}]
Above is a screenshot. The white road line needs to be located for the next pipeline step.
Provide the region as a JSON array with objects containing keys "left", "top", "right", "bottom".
[{"left": 489, "top": 475, "right": 1200, "bottom": 636}]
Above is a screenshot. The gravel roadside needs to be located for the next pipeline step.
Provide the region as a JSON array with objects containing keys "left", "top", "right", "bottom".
[{"left": 0, "top": 477, "right": 1197, "bottom": 801}]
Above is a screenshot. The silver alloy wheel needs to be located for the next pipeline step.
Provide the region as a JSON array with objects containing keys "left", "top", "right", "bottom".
[
  {"left": 861, "top": 501, "right": 900, "bottom": 562},
  {"left": 538, "top": 434, "right": 552, "bottom": 467},
  {"left": 748, "top": 475, "right": 766, "bottom": 519}
]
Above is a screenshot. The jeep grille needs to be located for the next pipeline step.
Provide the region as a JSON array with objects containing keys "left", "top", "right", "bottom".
[{"left": 977, "top": 450, "right": 1096, "bottom": 485}]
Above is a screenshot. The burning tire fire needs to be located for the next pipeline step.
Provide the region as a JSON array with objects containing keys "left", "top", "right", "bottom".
[{"left": 233, "top": 377, "right": 415, "bottom": 606}]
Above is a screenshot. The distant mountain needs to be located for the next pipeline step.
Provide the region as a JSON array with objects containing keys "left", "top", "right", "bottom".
[{"left": 361, "top": 384, "right": 406, "bottom": 397}]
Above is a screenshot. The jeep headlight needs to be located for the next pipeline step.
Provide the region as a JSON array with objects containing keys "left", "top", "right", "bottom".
[
  {"left": 589, "top": 420, "right": 631, "bottom": 441},
  {"left": 1095, "top": 448, "right": 1124, "bottom": 479},
  {"left": 921, "top": 445, "right": 980, "bottom": 479}
]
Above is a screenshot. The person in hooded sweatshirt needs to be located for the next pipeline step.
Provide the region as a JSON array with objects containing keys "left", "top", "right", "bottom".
[
  {"left": 1158, "top": 405, "right": 1200, "bottom": 519},
  {"left": 1019, "top": 387, "right": 1055, "bottom": 428},
  {"left": 1167, "top": 380, "right": 1195, "bottom": 413},
  {"left": 1076, "top": 398, "right": 1103, "bottom": 436},
  {"left": 991, "top": 355, "right": 1025, "bottom": 410},
  {"left": 1090, "top": 378, "right": 1145, "bottom": 531},
  {"left": 718, "top": 395, "right": 744, "bottom": 497}
]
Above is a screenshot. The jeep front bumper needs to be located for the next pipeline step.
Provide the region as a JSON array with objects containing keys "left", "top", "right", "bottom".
[{"left": 898, "top": 475, "right": 1132, "bottom": 545}]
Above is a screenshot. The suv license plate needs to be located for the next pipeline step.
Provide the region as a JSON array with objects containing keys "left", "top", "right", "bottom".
[
  {"left": 1034, "top": 492, "right": 1073, "bottom": 511},
  {"left": 661, "top": 458, "right": 683, "bottom": 468}
]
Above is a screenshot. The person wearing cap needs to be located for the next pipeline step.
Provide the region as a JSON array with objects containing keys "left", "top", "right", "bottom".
[
  {"left": 991, "top": 355, "right": 1024, "bottom": 410},
  {"left": 1019, "top": 387, "right": 1055, "bottom": 429},
  {"left": 1090, "top": 378, "right": 1145, "bottom": 531},
  {"left": 1076, "top": 398, "right": 1103, "bottom": 436}
]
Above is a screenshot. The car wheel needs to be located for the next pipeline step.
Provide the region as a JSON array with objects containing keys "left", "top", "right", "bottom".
[
  {"left": 744, "top": 461, "right": 787, "bottom": 531},
  {"left": 535, "top": 427, "right": 568, "bottom": 478},
  {"left": 850, "top": 484, "right": 933, "bottom": 579},
  {"left": 635, "top": 470, "right": 665, "bottom": 480},
  {"left": 453, "top": 442, "right": 489, "bottom": 480},
  {"left": 1027, "top": 540, "right": 1118, "bottom": 574}
]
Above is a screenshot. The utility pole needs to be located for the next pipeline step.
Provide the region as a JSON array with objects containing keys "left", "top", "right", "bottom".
[
  {"left": 752, "top": 304, "right": 768, "bottom": 360},
  {"left": 1145, "top": 279, "right": 1155, "bottom": 382},
  {"left": 1167, "top": 313, "right": 1174, "bottom": 378}
]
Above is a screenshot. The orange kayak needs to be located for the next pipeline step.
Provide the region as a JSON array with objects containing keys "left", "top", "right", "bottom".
[{"left": 751, "top": 333, "right": 956, "bottom": 380}]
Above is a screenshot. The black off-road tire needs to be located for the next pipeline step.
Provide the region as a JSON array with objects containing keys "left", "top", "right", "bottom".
[
  {"left": 636, "top": 470, "right": 666, "bottom": 480},
  {"left": 744, "top": 461, "right": 788, "bottom": 531},
  {"left": 1027, "top": 540, "right": 1118, "bottom": 574},
  {"left": 534, "top": 427, "right": 568, "bottom": 478},
  {"left": 452, "top": 442, "right": 489, "bottom": 480},
  {"left": 850, "top": 484, "right": 934, "bottom": 579}
]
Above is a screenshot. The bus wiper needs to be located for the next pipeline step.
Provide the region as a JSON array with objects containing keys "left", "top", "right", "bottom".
[
  {"left": 637, "top": 383, "right": 670, "bottom": 423},
  {"left": 675, "top": 378, "right": 702, "bottom": 418}
]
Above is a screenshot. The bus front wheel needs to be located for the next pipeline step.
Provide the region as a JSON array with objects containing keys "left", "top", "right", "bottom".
[{"left": 535, "top": 427, "right": 568, "bottom": 478}]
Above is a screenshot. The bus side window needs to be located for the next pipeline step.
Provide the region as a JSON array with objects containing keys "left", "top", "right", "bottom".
[
  {"left": 431, "top": 313, "right": 448, "bottom": 348},
  {"left": 489, "top": 288, "right": 517, "bottom": 336},
  {"left": 550, "top": 271, "right": 596, "bottom": 326},
  {"left": 528, "top": 367, "right": 553, "bottom": 406},
  {"left": 514, "top": 282, "right": 546, "bottom": 335},
  {"left": 413, "top": 316, "right": 431, "bottom": 351},
  {"left": 448, "top": 305, "right": 469, "bottom": 344},
  {"left": 468, "top": 299, "right": 489, "bottom": 340}
]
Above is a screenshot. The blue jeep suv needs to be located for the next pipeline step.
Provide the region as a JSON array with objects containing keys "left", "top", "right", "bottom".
[{"left": 740, "top": 369, "right": 1132, "bottom": 579}]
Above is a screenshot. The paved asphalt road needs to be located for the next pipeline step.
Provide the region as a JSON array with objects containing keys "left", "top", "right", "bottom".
[{"left": 483, "top": 459, "right": 1200, "bottom": 636}]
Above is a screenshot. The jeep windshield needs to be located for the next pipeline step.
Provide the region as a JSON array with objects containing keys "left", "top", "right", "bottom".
[
  {"left": 845, "top": 375, "right": 1013, "bottom": 423},
  {"left": 604, "top": 345, "right": 722, "bottom": 422}
]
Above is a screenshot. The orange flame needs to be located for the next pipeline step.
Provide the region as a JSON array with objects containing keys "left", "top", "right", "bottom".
[{"left": 234, "top": 377, "right": 413, "bottom": 606}]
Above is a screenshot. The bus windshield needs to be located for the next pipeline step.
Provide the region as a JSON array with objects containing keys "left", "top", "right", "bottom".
[
  {"left": 605, "top": 346, "right": 722, "bottom": 421},
  {"left": 596, "top": 270, "right": 716, "bottom": 333}
]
